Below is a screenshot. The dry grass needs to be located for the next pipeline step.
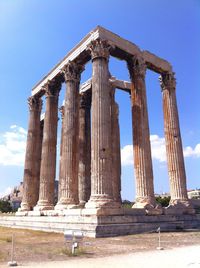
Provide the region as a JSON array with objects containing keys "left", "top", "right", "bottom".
[{"left": 0, "top": 226, "right": 200, "bottom": 265}]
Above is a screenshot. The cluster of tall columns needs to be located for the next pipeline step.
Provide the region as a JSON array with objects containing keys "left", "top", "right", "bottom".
[{"left": 19, "top": 38, "right": 193, "bottom": 215}]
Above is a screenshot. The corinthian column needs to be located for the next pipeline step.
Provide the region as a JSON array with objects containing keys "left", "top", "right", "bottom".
[
  {"left": 34, "top": 79, "right": 61, "bottom": 211},
  {"left": 78, "top": 92, "right": 91, "bottom": 206},
  {"left": 160, "top": 72, "right": 194, "bottom": 214},
  {"left": 85, "top": 39, "right": 117, "bottom": 209},
  {"left": 127, "top": 55, "right": 157, "bottom": 210},
  {"left": 55, "top": 61, "right": 84, "bottom": 209},
  {"left": 111, "top": 90, "right": 122, "bottom": 204},
  {"left": 18, "top": 96, "right": 42, "bottom": 212}
]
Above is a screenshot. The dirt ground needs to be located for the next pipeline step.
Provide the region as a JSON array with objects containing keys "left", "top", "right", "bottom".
[{"left": 0, "top": 227, "right": 200, "bottom": 266}]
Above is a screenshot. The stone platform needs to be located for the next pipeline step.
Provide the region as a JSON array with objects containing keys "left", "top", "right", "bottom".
[{"left": 1, "top": 209, "right": 200, "bottom": 237}]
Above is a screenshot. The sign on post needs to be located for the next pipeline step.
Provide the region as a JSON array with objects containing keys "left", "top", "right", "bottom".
[{"left": 64, "top": 230, "right": 84, "bottom": 255}]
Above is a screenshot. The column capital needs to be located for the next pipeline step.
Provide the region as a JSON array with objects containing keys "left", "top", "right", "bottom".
[
  {"left": 28, "top": 96, "right": 42, "bottom": 112},
  {"left": 159, "top": 72, "right": 176, "bottom": 91},
  {"left": 127, "top": 55, "right": 146, "bottom": 80},
  {"left": 62, "top": 61, "right": 84, "bottom": 82},
  {"left": 42, "top": 79, "right": 62, "bottom": 98},
  {"left": 88, "top": 39, "right": 110, "bottom": 61}
]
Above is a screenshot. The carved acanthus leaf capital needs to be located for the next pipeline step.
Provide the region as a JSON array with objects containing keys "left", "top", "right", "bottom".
[
  {"left": 28, "top": 96, "right": 42, "bottom": 112},
  {"left": 159, "top": 72, "right": 176, "bottom": 91},
  {"left": 42, "top": 78, "right": 62, "bottom": 98},
  {"left": 62, "top": 61, "right": 84, "bottom": 82},
  {"left": 127, "top": 55, "right": 146, "bottom": 80},
  {"left": 88, "top": 39, "right": 110, "bottom": 61}
]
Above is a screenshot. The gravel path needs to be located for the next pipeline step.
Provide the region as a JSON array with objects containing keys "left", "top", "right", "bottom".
[{"left": 2, "top": 245, "right": 200, "bottom": 268}]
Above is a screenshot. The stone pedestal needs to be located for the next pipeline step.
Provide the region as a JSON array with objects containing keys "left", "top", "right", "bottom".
[
  {"left": 34, "top": 79, "right": 61, "bottom": 211},
  {"left": 128, "top": 55, "right": 158, "bottom": 211},
  {"left": 78, "top": 92, "right": 91, "bottom": 207},
  {"left": 18, "top": 97, "right": 42, "bottom": 211},
  {"left": 160, "top": 72, "right": 194, "bottom": 214},
  {"left": 55, "top": 62, "right": 84, "bottom": 210},
  {"left": 85, "top": 40, "right": 117, "bottom": 209}
]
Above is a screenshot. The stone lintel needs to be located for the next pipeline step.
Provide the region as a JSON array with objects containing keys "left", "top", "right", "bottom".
[
  {"left": 79, "top": 78, "right": 92, "bottom": 94},
  {"left": 79, "top": 77, "right": 131, "bottom": 95},
  {"left": 142, "top": 50, "right": 172, "bottom": 73},
  {"left": 31, "top": 26, "right": 171, "bottom": 97},
  {"left": 110, "top": 77, "right": 131, "bottom": 93}
]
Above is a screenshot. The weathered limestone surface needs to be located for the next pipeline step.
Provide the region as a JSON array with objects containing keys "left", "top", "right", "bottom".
[
  {"left": 56, "top": 62, "right": 84, "bottom": 209},
  {"left": 160, "top": 73, "right": 194, "bottom": 214},
  {"left": 142, "top": 50, "right": 172, "bottom": 73},
  {"left": 85, "top": 39, "right": 116, "bottom": 209},
  {"left": 57, "top": 106, "right": 64, "bottom": 202},
  {"left": 111, "top": 90, "right": 122, "bottom": 204},
  {"left": 35, "top": 119, "right": 44, "bottom": 203},
  {"left": 78, "top": 92, "right": 91, "bottom": 206},
  {"left": 34, "top": 79, "right": 61, "bottom": 211},
  {"left": 127, "top": 55, "right": 159, "bottom": 211},
  {"left": 1, "top": 213, "right": 200, "bottom": 237},
  {"left": 19, "top": 97, "right": 42, "bottom": 211}
]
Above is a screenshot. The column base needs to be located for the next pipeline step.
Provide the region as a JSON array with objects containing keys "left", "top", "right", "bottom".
[
  {"left": 133, "top": 197, "right": 163, "bottom": 215},
  {"left": 54, "top": 198, "right": 79, "bottom": 210},
  {"left": 54, "top": 203, "right": 81, "bottom": 210},
  {"left": 79, "top": 200, "right": 87, "bottom": 208},
  {"left": 34, "top": 200, "right": 54, "bottom": 211},
  {"left": 85, "top": 195, "right": 121, "bottom": 209},
  {"left": 164, "top": 199, "right": 195, "bottom": 215},
  {"left": 17, "top": 202, "right": 31, "bottom": 212}
]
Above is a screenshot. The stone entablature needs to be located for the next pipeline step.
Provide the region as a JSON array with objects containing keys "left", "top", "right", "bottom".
[
  {"left": 18, "top": 26, "right": 194, "bottom": 217},
  {"left": 31, "top": 26, "right": 172, "bottom": 97}
]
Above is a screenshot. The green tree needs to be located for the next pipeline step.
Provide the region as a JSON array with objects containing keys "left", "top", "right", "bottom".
[
  {"left": 0, "top": 200, "right": 13, "bottom": 213},
  {"left": 122, "top": 200, "right": 134, "bottom": 208},
  {"left": 156, "top": 196, "right": 171, "bottom": 207}
]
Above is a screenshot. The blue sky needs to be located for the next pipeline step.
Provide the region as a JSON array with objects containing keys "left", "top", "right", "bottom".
[{"left": 0, "top": 0, "right": 199, "bottom": 201}]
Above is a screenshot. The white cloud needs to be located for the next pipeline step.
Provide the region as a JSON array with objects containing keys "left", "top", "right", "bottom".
[
  {"left": 0, "top": 125, "right": 27, "bottom": 166},
  {"left": 0, "top": 187, "right": 12, "bottom": 198},
  {"left": 150, "top": 135, "right": 166, "bottom": 162},
  {"left": 10, "top": 125, "right": 17, "bottom": 129},
  {"left": 183, "top": 144, "right": 200, "bottom": 158},
  {"left": 121, "top": 135, "right": 200, "bottom": 166},
  {"left": 121, "top": 145, "right": 134, "bottom": 166}
]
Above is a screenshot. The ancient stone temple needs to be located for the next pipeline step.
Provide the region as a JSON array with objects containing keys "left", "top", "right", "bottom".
[{"left": 1, "top": 26, "right": 199, "bottom": 237}]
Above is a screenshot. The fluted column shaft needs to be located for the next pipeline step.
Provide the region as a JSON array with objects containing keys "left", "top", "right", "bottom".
[
  {"left": 78, "top": 92, "right": 91, "bottom": 206},
  {"left": 86, "top": 39, "right": 115, "bottom": 209},
  {"left": 160, "top": 73, "right": 190, "bottom": 205},
  {"left": 19, "top": 97, "right": 42, "bottom": 211},
  {"left": 57, "top": 106, "right": 64, "bottom": 202},
  {"left": 128, "top": 56, "right": 156, "bottom": 209},
  {"left": 35, "top": 79, "right": 61, "bottom": 211},
  {"left": 33, "top": 119, "right": 44, "bottom": 206},
  {"left": 111, "top": 91, "right": 122, "bottom": 204},
  {"left": 56, "top": 61, "right": 83, "bottom": 209}
]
